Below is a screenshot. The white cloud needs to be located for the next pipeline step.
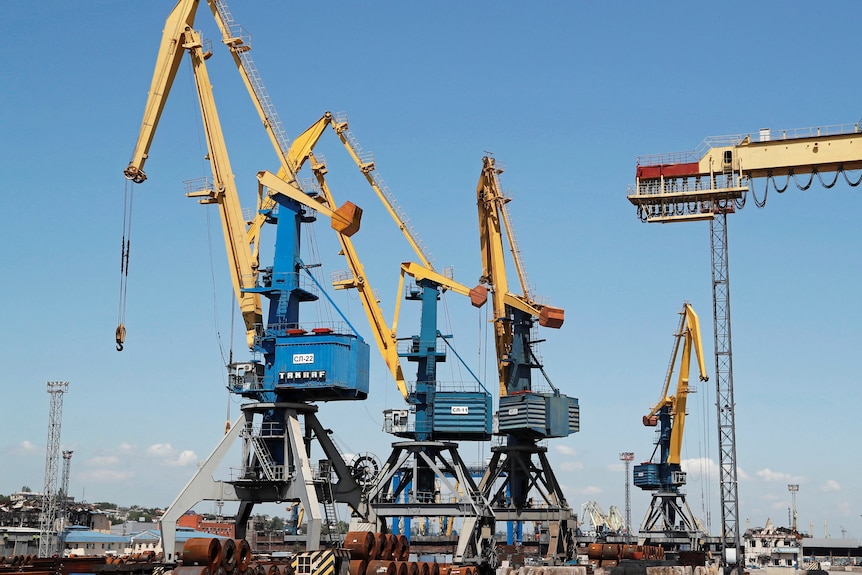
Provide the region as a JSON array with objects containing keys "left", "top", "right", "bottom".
[
  {"left": 145, "top": 443, "right": 197, "bottom": 467},
  {"left": 8, "top": 440, "right": 37, "bottom": 456},
  {"left": 88, "top": 455, "right": 120, "bottom": 466},
  {"left": 571, "top": 485, "right": 603, "bottom": 496},
  {"left": 554, "top": 444, "right": 578, "bottom": 456},
  {"left": 117, "top": 442, "right": 135, "bottom": 454},
  {"left": 681, "top": 457, "right": 718, "bottom": 482},
  {"left": 820, "top": 479, "right": 841, "bottom": 493},
  {"left": 560, "top": 461, "right": 584, "bottom": 472},
  {"left": 174, "top": 450, "right": 198, "bottom": 467},
  {"left": 755, "top": 468, "right": 804, "bottom": 483},
  {"left": 146, "top": 443, "right": 177, "bottom": 458},
  {"left": 77, "top": 469, "right": 134, "bottom": 483}
]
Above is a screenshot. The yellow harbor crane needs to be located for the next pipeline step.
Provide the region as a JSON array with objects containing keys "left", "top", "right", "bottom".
[
  {"left": 122, "top": 0, "right": 499, "bottom": 558},
  {"left": 120, "top": 0, "right": 376, "bottom": 559},
  {"left": 475, "top": 156, "right": 579, "bottom": 562},
  {"left": 633, "top": 303, "right": 708, "bottom": 547},
  {"left": 271, "top": 120, "right": 500, "bottom": 566},
  {"left": 627, "top": 121, "right": 862, "bottom": 571}
]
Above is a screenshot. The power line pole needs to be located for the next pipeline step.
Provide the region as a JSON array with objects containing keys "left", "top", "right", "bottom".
[
  {"left": 620, "top": 452, "right": 634, "bottom": 542},
  {"left": 39, "top": 381, "right": 69, "bottom": 558}
]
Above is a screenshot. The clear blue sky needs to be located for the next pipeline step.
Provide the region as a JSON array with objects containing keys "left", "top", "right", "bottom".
[{"left": 2, "top": 1, "right": 860, "bottom": 540}]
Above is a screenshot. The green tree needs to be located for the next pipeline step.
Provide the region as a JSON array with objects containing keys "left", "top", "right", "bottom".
[{"left": 268, "top": 516, "right": 285, "bottom": 532}]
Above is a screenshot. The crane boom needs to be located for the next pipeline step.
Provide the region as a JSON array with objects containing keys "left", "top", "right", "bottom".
[
  {"left": 628, "top": 122, "right": 862, "bottom": 223},
  {"left": 122, "top": 0, "right": 262, "bottom": 347},
  {"left": 476, "top": 156, "right": 564, "bottom": 396},
  {"left": 643, "top": 303, "right": 708, "bottom": 465},
  {"left": 124, "top": 0, "right": 199, "bottom": 184}
]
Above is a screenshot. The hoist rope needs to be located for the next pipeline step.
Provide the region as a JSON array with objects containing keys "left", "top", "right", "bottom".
[
  {"left": 116, "top": 180, "right": 134, "bottom": 351},
  {"left": 205, "top": 207, "right": 229, "bottom": 369},
  {"left": 303, "top": 218, "right": 335, "bottom": 327},
  {"left": 438, "top": 292, "right": 466, "bottom": 385}
]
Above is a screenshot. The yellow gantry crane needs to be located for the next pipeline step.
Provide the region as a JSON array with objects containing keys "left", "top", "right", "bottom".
[
  {"left": 627, "top": 121, "right": 862, "bottom": 570},
  {"left": 633, "top": 303, "right": 709, "bottom": 545}
]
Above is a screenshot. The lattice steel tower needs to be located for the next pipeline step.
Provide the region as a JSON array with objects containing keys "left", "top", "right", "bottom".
[
  {"left": 627, "top": 121, "right": 862, "bottom": 572},
  {"left": 620, "top": 452, "right": 634, "bottom": 542},
  {"left": 39, "top": 381, "right": 69, "bottom": 558},
  {"left": 60, "top": 451, "right": 73, "bottom": 524}
]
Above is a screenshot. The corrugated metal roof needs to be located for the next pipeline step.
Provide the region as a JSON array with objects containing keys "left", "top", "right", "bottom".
[
  {"left": 63, "top": 527, "right": 128, "bottom": 544},
  {"left": 802, "top": 537, "right": 860, "bottom": 549},
  {"left": 128, "top": 528, "right": 228, "bottom": 543}
]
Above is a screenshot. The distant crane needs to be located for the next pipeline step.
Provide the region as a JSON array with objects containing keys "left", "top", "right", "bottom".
[
  {"left": 627, "top": 121, "right": 862, "bottom": 571},
  {"left": 634, "top": 304, "right": 708, "bottom": 549},
  {"left": 39, "top": 381, "right": 69, "bottom": 558}
]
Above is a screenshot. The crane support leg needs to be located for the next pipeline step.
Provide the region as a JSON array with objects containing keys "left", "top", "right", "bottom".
[
  {"left": 710, "top": 211, "right": 743, "bottom": 571},
  {"left": 479, "top": 442, "right": 575, "bottom": 564},
  {"left": 364, "top": 441, "right": 495, "bottom": 566},
  {"left": 160, "top": 414, "right": 245, "bottom": 563},
  {"left": 160, "top": 402, "right": 375, "bottom": 560}
]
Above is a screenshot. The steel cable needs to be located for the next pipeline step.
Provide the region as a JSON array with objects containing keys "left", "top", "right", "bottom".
[
  {"left": 750, "top": 176, "right": 768, "bottom": 208},
  {"left": 816, "top": 170, "right": 841, "bottom": 189},
  {"left": 792, "top": 171, "right": 815, "bottom": 191},
  {"left": 768, "top": 173, "right": 791, "bottom": 193},
  {"left": 842, "top": 168, "right": 862, "bottom": 186}
]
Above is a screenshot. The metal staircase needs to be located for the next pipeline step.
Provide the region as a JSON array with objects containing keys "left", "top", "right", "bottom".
[{"left": 316, "top": 460, "right": 341, "bottom": 545}]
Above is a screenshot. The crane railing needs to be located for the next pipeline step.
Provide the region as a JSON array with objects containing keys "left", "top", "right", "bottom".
[
  {"left": 211, "top": 0, "right": 294, "bottom": 172},
  {"left": 333, "top": 112, "right": 434, "bottom": 267},
  {"left": 636, "top": 122, "right": 862, "bottom": 168}
]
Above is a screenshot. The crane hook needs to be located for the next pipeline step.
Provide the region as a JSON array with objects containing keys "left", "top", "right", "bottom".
[{"left": 115, "top": 323, "right": 126, "bottom": 352}]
